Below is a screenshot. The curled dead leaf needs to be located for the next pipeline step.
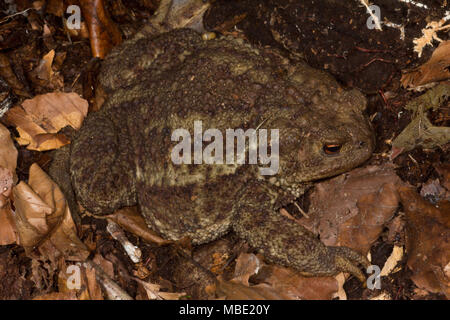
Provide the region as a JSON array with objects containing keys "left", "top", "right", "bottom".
[
  {"left": 134, "top": 278, "right": 186, "bottom": 300},
  {"left": 33, "top": 292, "right": 78, "bottom": 300},
  {"left": 338, "top": 183, "right": 400, "bottom": 254},
  {"left": 12, "top": 163, "right": 90, "bottom": 261},
  {"left": 0, "top": 202, "right": 18, "bottom": 245},
  {"left": 216, "top": 253, "right": 338, "bottom": 300},
  {"left": 403, "top": 39, "right": 450, "bottom": 89},
  {"left": 4, "top": 92, "right": 88, "bottom": 151},
  {"left": 0, "top": 123, "right": 18, "bottom": 202},
  {"left": 0, "top": 123, "right": 19, "bottom": 244},
  {"left": 300, "top": 165, "right": 402, "bottom": 255},
  {"left": 399, "top": 186, "right": 450, "bottom": 298},
  {"left": 34, "top": 50, "right": 55, "bottom": 82},
  {"left": 391, "top": 83, "right": 450, "bottom": 157}
]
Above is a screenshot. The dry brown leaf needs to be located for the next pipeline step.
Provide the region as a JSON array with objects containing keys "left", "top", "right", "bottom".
[
  {"left": 92, "top": 254, "right": 114, "bottom": 279},
  {"left": 34, "top": 50, "right": 55, "bottom": 82},
  {"left": 0, "top": 122, "right": 17, "bottom": 205},
  {"left": 391, "top": 83, "right": 450, "bottom": 156},
  {"left": 402, "top": 41, "right": 450, "bottom": 89},
  {"left": 29, "top": 49, "right": 64, "bottom": 90},
  {"left": 33, "top": 292, "right": 78, "bottom": 300},
  {"left": 399, "top": 186, "right": 450, "bottom": 298},
  {"left": 4, "top": 92, "right": 88, "bottom": 151},
  {"left": 217, "top": 253, "right": 338, "bottom": 300},
  {"left": 84, "top": 264, "right": 104, "bottom": 300},
  {"left": 338, "top": 183, "right": 400, "bottom": 254},
  {"left": 106, "top": 207, "right": 171, "bottom": 245},
  {"left": 134, "top": 278, "right": 185, "bottom": 300},
  {"left": 79, "top": 0, "right": 122, "bottom": 58},
  {"left": 262, "top": 265, "right": 338, "bottom": 300},
  {"left": 300, "top": 165, "right": 402, "bottom": 255},
  {"left": 12, "top": 163, "right": 90, "bottom": 261},
  {"left": 217, "top": 279, "right": 283, "bottom": 300},
  {"left": 0, "top": 123, "right": 19, "bottom": 245},
  {"left": 380, "top": 245, "right": 404, "bottom": 276},
  {"left": 0, "top": 203, "right": 18, "bottom": 245},
  {"left": 232, "top": 253, "right": 261, "bottom": 285}
]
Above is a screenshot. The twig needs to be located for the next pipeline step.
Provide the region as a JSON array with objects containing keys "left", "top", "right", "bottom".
[{"left": 0, "top": 8, "right": 32, "bottom": 24}]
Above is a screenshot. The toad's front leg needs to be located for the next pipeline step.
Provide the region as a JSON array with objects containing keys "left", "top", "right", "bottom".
[{"left": 232, "top": 181, "right": 369, "bottom": 282}]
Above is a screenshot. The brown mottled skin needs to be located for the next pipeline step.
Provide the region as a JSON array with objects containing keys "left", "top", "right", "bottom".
[{"left": 70, "top": 28, "right": 375, "bottom": 280}]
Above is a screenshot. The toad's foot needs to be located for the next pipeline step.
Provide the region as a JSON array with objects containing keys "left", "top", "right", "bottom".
[{"left": 325, "top": 246, "right": 370, "bottom": 283}]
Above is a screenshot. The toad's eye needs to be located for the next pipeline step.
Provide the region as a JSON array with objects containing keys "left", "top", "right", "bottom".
[{"left": 323, "top": 144, "right": 342, "bottom": 155}]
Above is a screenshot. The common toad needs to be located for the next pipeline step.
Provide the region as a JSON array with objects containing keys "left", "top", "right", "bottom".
[{"left": 70, "top": 27, "right": 375, "bottom": 280}]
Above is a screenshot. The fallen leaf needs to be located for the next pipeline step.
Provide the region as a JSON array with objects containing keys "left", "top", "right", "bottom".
[
  {"left": 232, "top": 253, "right": 261, "bottom": 285},
  {"left": 300, "top": 165, "right": 402, "bottom": 255},
  {"left": 380, "top": 245, "right": 404, "bottom": 276},
  {"left": 0, "top": 123, "right": 18, "bottom": 244},
  {"left": 92, "top": 254, "right": 114, "bottom": 279},
  {"left": 0, "top": 123, "right": 18, "bottom": 202},
  {"left": 33, "top": 292, "right": 78, "bottom": 300},
  {"left": 261, "top": 265, "right": 338, "bottom": 300},
  {"left": 4, "top": 92, "right": 88, "bottom": 151},
  {"left": 217, "top": 277, "right": 285, "bottom": 300},
  {"left": 216, "top": 253, "right": 338, "bottom": 300},
  {"left": 392, "top": 82, "right": 450, "bottom": 158},
  {"left": 12, "top": 163, "right": 90, "bottom": 262},
  {"left": 134, "top": 278, "right": 186, "bottom": 300},
  {"left": 28, "top": 49, "right": 64, "bottom": 90},
  {"left": 398, "top": 186, "right": 450, "bottom": 298},
  {"left": 338, "top": 183, "right": 400, "bottom": 254},
  {"left": 401, "top": 41, "right": 450, "bottom": 89},
  {"left": 34, "top": 50, "right": 55, "bottom": 82}
]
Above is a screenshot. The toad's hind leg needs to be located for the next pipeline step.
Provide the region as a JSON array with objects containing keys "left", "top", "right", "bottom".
[
  {"left": 232, "top": 182, "right": 369, "bottom": 282},
  {"left": 70, "top": 111, "right": 137, "bottom": 215}
]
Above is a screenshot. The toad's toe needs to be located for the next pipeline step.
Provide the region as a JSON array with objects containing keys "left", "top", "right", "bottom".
[{"left": 330, "top": 246, "right": 369, "bottom": 283}]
